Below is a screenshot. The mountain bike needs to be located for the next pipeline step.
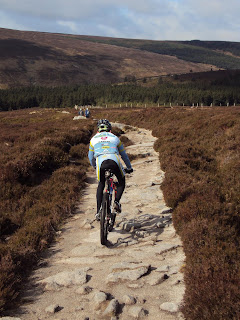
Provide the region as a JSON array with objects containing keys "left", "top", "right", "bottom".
[{"left": 100, "top": 168, "right": 133, "bottom": 245}]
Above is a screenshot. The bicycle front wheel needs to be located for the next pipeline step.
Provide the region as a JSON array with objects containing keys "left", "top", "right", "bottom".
[{"left": 100, "top": 192, "right": 109, "bottom": 245}]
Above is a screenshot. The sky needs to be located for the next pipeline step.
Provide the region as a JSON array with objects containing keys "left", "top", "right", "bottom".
[{"left": 0, "top": 0, "right": 240, "bottom": 41}]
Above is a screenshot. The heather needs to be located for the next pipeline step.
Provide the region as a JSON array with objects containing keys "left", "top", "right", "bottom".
[
  {"left": 93, "top": 106, "right": 240, "bottom": 320},
  {"left": 0, "top": 108, "right": 93, "bottom": 311}
]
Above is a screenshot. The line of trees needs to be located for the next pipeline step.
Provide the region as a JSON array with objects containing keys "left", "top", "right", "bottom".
[{"left": 1, "top": 81, "right": 240, "bottom": 111}]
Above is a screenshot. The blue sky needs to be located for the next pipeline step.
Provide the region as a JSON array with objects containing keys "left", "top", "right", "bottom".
[{"left": 0, "top": 0, "right": 240, "bottom": 41}]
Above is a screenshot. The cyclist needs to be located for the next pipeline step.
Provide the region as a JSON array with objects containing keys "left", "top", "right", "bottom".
[
  {"left": 85, "top": 107, "right": 90, "bottom": 118},
  {"left": 88, "top": 119, "right": 133, "bottom": 220}
]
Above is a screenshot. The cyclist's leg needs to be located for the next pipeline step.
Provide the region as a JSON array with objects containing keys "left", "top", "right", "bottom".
[
  {"left": 96, "top": 181, "right": 104, "bottom": 213},
  {"left": 97, "top": 159, "right": 113, "bottom": 214},
  {"left": 115, "top": 175, "right": 125, "bottom": 202},
  {"left": 104, "top": 159, "right": 126, "bottom": 203}
]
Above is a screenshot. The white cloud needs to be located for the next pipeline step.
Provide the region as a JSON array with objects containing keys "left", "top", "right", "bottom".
[{"left": 0, "top": 0, "right": 240, "bottom": 41}]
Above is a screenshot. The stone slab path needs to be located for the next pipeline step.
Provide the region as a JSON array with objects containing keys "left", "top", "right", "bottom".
[{"left": 4, "top": 124, "right": 185, "bottom": 320}]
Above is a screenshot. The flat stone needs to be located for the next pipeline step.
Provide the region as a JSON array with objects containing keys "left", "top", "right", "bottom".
[
  {"left": 57, "top": 257, "right": 103, "bottom": 264},
  {"left": 107, "top": 264, "right": 150, "bottom": 283},
  {"left": 155, "top": 265, "right": 170, "bottom": 273},
  {"left": 160, "top": 302, "right": 179, "bottom": 313},
  {"left": 110, "top": 262, "right": 150, "bottom": 272},
  {"left": 73, "top": 115, "right": 86, "bottom": 120},
  {"left": 0, "top": 318, "right": 22, "bottom": 320},
  {"left": 40, "top": 268, "right": 89, "bottom": 287}
]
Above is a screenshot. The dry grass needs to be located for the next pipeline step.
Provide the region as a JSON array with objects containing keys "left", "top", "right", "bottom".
[{"left": 0, "top": 108, "right": 94, "bottom": 311}]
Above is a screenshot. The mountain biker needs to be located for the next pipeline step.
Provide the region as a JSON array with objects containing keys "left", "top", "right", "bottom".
[
  {"left": 88, "top": 119, "right": 133, "bottom": 220},
  {"left": 85, "top": 107, "right": 90, "bottom": 118}
]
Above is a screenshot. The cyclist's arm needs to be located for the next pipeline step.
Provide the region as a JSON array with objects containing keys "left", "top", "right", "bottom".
[
  {"left": 118, "top": 141, "right": 132, "bottom": 169},
  {"left": 88, "top": 142, "right": 96, "bottom": 168}
]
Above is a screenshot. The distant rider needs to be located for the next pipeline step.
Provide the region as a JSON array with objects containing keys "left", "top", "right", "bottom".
[
  {"left": 88, "top": 119, "right": 133, "bottom": 220},
  {"left": 85, "top": 108, "right": 90, "bottom": 118}
]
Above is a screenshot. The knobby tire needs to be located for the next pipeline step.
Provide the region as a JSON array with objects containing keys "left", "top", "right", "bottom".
[{"left": 100, "top": 192, "right": 109, "bottom": 245}]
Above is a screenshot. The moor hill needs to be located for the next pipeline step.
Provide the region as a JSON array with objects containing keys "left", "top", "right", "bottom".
[{"left": 1, "top": 28, "right": 240, "bottom": 88}]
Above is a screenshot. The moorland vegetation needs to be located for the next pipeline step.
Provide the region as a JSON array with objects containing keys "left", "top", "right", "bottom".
[
  {"left": 0, "top": 109, "right": 94, "bottom": 311},
  {"left": 72, "top": 36, "right": 240, "bottom": 69},
  {"left": 0, "top": 105, "right": 240, "bottom": 320},
  {"left": 1, "top": 28, "right": 240, "bottom": 88},
  {"left": 93, "top": 106, "right": 240, "bottom": 320}
]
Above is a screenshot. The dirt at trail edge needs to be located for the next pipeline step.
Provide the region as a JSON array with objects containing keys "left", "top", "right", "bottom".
[{"left": 9, "top": 124, "right": 185, "bottom": 320}]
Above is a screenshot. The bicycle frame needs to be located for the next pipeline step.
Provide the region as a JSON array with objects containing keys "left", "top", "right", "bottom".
[{"left": 105, "top": 172, "right": 117, "bottom": 210}]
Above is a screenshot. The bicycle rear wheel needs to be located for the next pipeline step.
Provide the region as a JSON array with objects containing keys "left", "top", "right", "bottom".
[{"left": 100, "top": 192, "right": 109, "bottom": 245}]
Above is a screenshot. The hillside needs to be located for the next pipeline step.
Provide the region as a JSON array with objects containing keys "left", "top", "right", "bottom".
[
  {"left": 0, "top": 28, "right": 227, "bottom": 88},
  {"left": 71, "top": 36, "right": 240, "bottom": 69}
]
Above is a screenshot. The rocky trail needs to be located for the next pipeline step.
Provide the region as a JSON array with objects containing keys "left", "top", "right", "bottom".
[{"left": 4, "top": 124, "right": 185, "bottom": 320}]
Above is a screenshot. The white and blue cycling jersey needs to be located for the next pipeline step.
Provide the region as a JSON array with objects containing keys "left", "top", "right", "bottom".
[{"left": 88, "top": 131, "right": 132, "bottom": 181}]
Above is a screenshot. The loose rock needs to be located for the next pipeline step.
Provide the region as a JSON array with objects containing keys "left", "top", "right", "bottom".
[
  {"left": 146, "top": 273, "right": 169, "bottom": 286},
  {"left": 160, "top": 302, "right": 179, "bottom": 313},
  {"left": 94, "top": 291, "right": 107, "bottom": 310},
  {"left": 122, "top": 295, "right": 136, "bottom": 305},
  {"left": 45, "top": 304, "right": 62, "bottom": 314},
  {"left": 128, "top": 306, "right": 147, "bottom": 319},
  {"left": 76, "top": 285, "right": 92, "bottom": 295},
  {"left": 103, "top": 299, "right": 119, "bottom": 316}
]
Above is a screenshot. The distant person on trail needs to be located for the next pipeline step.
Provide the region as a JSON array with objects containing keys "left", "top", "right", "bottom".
[
  {"left": 85, "top": 107, "right": 90, "bottom": 118},
  {"left": 79, "top": 108, "right": 84, "bottom": 116},
  {"left": 88, "top": 119, "right": 133, "bottom": 220}
]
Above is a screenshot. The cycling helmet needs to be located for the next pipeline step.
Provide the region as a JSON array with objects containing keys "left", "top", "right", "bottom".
[{"left": 97, "top": 119, "right": 112, "bottom": 132}]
